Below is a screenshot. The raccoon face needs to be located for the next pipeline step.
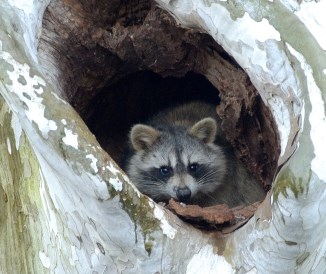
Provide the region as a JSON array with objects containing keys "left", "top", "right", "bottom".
[{"left": 126, "top": 118, "right": 228, "bottom": 205}]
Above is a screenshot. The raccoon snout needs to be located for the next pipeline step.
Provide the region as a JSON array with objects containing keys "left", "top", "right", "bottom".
[{"left": 176, "top": 187, "right": 191, "bottom": 203}]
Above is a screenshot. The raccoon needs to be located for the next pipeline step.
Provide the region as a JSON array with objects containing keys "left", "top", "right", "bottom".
[{"left": 123, "top": 101, "right": 265, "bottom": 207}]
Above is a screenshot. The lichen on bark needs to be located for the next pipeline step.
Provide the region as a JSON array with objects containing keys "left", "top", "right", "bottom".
[{"left": 0, "top": 96, "right": 46, "bottom": 273}]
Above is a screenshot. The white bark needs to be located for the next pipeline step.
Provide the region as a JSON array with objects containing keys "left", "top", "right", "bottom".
[
  {"left": 1, "top": 0, "right": 326, "bottom": 273},
  {"left": 154, "top": 0, "right": 326, "bottom": 273}
]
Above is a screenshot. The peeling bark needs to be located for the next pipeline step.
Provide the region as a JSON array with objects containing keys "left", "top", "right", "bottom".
[{"left": 167, "top": 199, "right": 261, "bottom": 232}]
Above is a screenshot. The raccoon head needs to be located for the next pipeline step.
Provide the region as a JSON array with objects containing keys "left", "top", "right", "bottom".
[
  {"left": 127, "top": 118, "right": 227, "bottom": 206},
  {"left": 130, "top": 117, "right": 217, "bottom": 151}
]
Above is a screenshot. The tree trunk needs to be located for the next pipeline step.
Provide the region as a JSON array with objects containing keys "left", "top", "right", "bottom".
[{"left": 1, "top": 0, "right": 326, "bottom": 273}]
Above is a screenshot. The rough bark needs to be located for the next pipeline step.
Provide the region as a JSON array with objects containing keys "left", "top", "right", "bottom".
[{"left": 0, "top": 0, "right": 326, "bottom": 273}]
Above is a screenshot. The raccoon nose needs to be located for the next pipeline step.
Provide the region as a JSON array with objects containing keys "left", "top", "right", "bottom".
[{"left": 176, "top": 187, "right": 191, "bottom": 203}]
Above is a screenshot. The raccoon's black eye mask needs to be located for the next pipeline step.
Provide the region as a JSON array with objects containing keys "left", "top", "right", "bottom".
[
  {"left": 188, "top": 163, "right": 199, "bottom": 173},
  {"left": 157, "top": 163, "right": 200, "bottom": 178},
  {"left": 160, "top": 166, "right": 172, "bottom": 176}
]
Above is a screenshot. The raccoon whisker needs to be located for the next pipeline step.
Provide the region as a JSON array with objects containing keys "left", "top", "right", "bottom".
[
  {"left": 197, "top": 176, "right": 217, "bottom": 183},
  {"left": 141, "top": 174, "right": 165, "bottom": 182},
  {"left": 134, "top": 177, "right": 165, "bottom": 186},
  {"left": 142, "top": 185, "right": 169, "bottom": 199},
  {"left": 197, "top": 178, "right": 219, "bottom": 186},
  {"left": 198, "top": 171, "right": 220, "bottom": 180},
  {"left": 197, "top": 172, "right": 219, "bottom": 182},
  {"left": 199, "top": 191, "right": 224, "bottom": 204},
  {"left": 139, "top": 175, "right": 159, "bottom": 182},
  {"left": 143, "top": 182, "right": 162, "bottom": 187},
  {"left": 196, "top": 170, "right": 222, "bottom": 184},
  {"left": 139, "top": 173, "right": 167, "bottom": 185},
  {"left": 140, "top": 180, "right": 165, "bottom": 186},
  {"left": 197, "top": 179, "right": 218, "bottom": 186}
]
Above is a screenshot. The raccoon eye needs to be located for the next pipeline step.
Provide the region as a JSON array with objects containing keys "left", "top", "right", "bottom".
[
  {"left": 160, "top": 166, "right": 172, "bottom": 176},
  {"left": 188, "top": 163, "right": 199, "bottom": 173}
]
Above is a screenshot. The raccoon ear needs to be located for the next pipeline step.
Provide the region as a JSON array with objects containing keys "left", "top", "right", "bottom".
[
  {"left": 189, "top": 117, "right": 217, "bottom": 143},
  {"left": 130, "top": 124, "right": 160, "bottom": 151}
]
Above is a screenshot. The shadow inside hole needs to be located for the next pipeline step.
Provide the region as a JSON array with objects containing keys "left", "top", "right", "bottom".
[
  {"left": 81, "top": 69, "right": 274, "bottom": 230},
  {"left": 84, "top": 70, "right": 220, "bottom": 165}
]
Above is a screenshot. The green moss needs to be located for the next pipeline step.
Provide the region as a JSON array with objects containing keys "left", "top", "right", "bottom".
[
  {"left": 273, "top": 166, "right": 308, "bottom": 201},
  {"left": 105, "top": 167, "right": 160, "bottom": 254},
  {"left": 144, "top": 241, "right": 153, "bottom": 256},
  {"left": 0, "top": 58, "right": 14, "bottom": 85},
  {"left": 0, "top": 96, "right": 46, "bottom": 273},
  {"left": 296, "top": 252, "right": 310, "bottom": 266},
  {"left": 118, "top": 183, "right": 160, "bottom": 255},
  {"left": 121, "top": 188, "right": 159, "bottom": 232},
  {"left": 219, "top": 0, "right": 253, "bottom": 21}
]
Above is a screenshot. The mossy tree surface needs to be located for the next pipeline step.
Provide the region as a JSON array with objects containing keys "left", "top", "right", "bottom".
[{"left": 1, "top": 0, "right": 326, "bottom": 273}]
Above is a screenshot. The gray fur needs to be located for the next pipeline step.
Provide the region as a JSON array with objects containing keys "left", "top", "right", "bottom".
[{"left": 124, "top": 101, "right": 265, "bottom": 207}]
